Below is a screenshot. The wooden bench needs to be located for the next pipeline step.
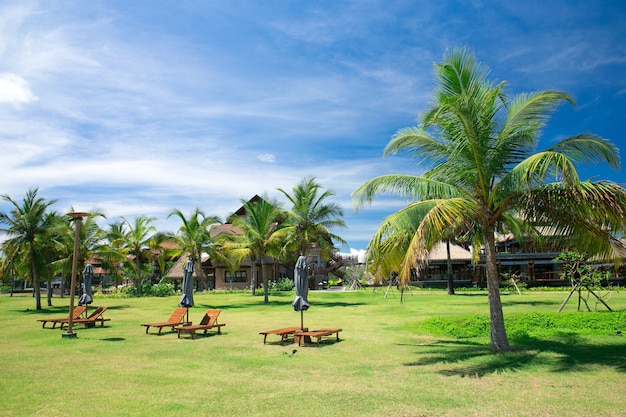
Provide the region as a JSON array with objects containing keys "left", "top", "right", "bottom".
[
  {"left": 259, "top": 327, "right": 304, "bottom": 344},
  {"left": 294, "top": 328, "right": 342, "bottom": 347}
]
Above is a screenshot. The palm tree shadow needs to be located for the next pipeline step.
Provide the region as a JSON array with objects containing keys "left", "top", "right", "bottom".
[{"left": 403, "top": 335, "right": 626, "bottom": 377}]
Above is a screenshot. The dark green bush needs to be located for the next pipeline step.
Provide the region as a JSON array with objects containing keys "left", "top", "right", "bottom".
[
  {"left": 151, "top": 281, "right": 175, "bottom": 297},
  {"left": 268, "top": 278, "right": 294, "bottom": 292}
]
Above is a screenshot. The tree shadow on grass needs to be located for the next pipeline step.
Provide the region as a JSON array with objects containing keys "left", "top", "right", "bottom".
[
  {"left": 500, "top": 299, "right": 557, "bottom": 307},
  {"left": 196, "top": 300, "right": 367, "bottom": 310},
  {"left": 21, "top": 303, "right": 133, "bottom": 315},
  {"left": 403, "top": 335, "right": 626, "bottom": 377}
]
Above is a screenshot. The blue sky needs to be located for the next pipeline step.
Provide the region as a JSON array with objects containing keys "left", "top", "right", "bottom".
[{"left": 1, "top": 1, "right": 625, "bottom": 254}]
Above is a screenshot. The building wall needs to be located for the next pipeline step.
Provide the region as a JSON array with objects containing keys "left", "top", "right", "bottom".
[{"left": 209, "top": 263, "right": 281, "bottom": 290}]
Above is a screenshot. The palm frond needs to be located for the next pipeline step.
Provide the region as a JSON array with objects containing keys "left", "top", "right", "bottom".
[
  {"left": 352, "top": 174, "right": 465, "bottom": 209},
  {"left": 547, "top": 134, "right": 621, "bottom": 171}
]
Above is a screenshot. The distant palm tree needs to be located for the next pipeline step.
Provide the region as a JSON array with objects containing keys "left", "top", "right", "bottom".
[
  {"left": 101, "top": 221, "right": 128, "bottom": 286},
  {"left": 0, "top": 188, "right": 66, "bottom": 310},
  {"left": 45, "top": 210, "right": 106, "bottom": 305},
  {"left": 225, "top": 198, "right": 287, "bottom": 304},
  {"left": 73, "top": 210, "right": 106, "bottom": 268},
  {"left": 278, "top": 177, "right": 347, "bottom": 261},
  {"left": 168, "top": 208, "right": 222, "bottom": 290},
  {"left": 147, "top": 232, "right": 175, "bottom": 283},
  {"left": 352, "top": 48, "right": 626, "bottom": 352},
  {"left": 117, "top": 216, "right": 157, "bottom": 296}
]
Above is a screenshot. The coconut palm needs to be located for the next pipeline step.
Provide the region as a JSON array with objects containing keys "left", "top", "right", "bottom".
[
  {"left": 53, "top": 210, "right": 107, "bottom": 296},
  {"left": 278, "top": 177, "right": 347, "bottom": 261},
  {"left": 0, "top": 188, "right": 66, "bottom": 310},
  {"left": 168, "top": 208, "right": 222, "bottom": 290},
  {"left": 117, "top": 216, "right": 157, "bottom": 296},
  {"left": 352, "top": 48, "right": 626, "bottom": 352},
  {"left": 100, "top": 221, "right": 127, "bottom": 286},
  {"left": 224, "top": 198, "right": 288, "bottom": 304}
]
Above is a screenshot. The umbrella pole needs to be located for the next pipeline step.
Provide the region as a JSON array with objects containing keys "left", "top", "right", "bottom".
[{"left": 300, "top": 310, "right": 304, "bottom": 330}]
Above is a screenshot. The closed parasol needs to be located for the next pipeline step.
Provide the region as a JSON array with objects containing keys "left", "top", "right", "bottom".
[{"left": 291, "top": 255, "right": 309, "bottom": 329}]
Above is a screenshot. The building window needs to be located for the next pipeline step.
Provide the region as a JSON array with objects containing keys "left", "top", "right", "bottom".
[{"left": 225, "top": 271, "right": 247, "bottom": 283}]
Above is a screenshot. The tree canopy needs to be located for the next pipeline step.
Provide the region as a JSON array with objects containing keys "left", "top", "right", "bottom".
[{"left": 352, "top": 47, "right": 626, "bottom": 351}]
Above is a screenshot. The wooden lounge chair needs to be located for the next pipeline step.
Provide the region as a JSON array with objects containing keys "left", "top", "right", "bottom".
[
  {"left": 259, "top": 327, "right": 303, "bottom": 344},
  {"left": 141, "top": 307, "right": 191, "bottom": 335},
  {"left": 294, "top": 328, "right": 342, "bottom": 347},
  {"left": 175, "top": 309, "right": 225, "bottom": 339},
  {"left": 62, "top": 307, "right": 109, "bottom": 328},
  {"left": 37, "top": 306, "right": 87, "bottom": 329}
]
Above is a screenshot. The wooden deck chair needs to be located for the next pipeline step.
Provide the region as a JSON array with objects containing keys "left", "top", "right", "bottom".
[
  {"left": 37, "top": 306, "right": 87, "bottom": 329},
  {"left": 175, "top": 309, "right": 225, "bottom": 339},
  {"left": 64, "top": 307, "right": 109, "bottom": 328},
  {"left": 141, "top": 307, "right": 190, "bottom": 335}
]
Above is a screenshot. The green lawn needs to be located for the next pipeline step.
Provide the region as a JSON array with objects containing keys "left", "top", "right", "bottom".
[{"left": 1, "top": 289, "right": 625, "bottom": 417}]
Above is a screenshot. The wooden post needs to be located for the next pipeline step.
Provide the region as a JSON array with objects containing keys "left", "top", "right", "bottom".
[{"left": 62, "top": 212, "right": 89, "bottom": 339}]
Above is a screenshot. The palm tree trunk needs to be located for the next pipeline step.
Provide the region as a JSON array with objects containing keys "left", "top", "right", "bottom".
[
  {"left": 261, "top": 257, "right": 269, "bottom": 304},
  {"left": 196, "top": 259, "right": 205, "bottom": 291},
  {"left": 29, "top": 247, "right": 42, "bottom": 310},
  {"left": 250, "top": 255, "right": 257, "bottom": 295},
  {"left": 47, "top": 280, "right": 53, "bottom": 306},
  {"left": 484, "top": 226, "right": 511, "bottom": 352},
  {"left": 135, "top": 257, "right": 142, "bottom": 296},
  {"left": 446, "top": 240, "right": 455, "bottom": 295}
]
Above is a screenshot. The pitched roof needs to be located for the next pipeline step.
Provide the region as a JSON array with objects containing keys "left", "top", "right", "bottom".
[
  {"left": 165, "top": 256, "right": 186, "bottom": 280},
  {"left": 427, "top": 242, "right": 473, "bottom": 262},
  {"left": 209, "top": 223, "right": 241, "bottom": 238}
]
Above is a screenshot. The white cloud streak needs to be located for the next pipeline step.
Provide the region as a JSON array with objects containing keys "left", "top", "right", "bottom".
[{"left": 1, "top": 0, "right": 624, "bottom": 250}]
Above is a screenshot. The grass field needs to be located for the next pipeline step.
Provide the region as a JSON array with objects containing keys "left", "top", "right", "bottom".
[{"left": 1, "top": 288, "right": 625, "bottom": 417}]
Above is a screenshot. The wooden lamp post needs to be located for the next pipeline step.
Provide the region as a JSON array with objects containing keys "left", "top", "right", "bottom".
[{"left": 62, "top": 211, "right": 89, "bottom": 339}]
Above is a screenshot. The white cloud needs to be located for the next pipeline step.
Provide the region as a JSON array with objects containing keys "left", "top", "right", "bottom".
[
  {"left": 0, "top": 73, "right": 37, "bottom": 107},
  {"left": 257, "top": 153, "right": 276, "bottom": 163},
  {"left": 0, "top": 0, "right": 624, "bottom": 252}
]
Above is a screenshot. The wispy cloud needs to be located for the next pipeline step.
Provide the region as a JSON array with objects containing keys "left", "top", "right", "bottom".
[{"left": 1, "top": 0, "right": 624, "bottom": 250}]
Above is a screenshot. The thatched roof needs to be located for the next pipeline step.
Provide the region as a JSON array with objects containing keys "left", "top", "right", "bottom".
[
  {"left": 427, "top": 242, "right": 473, "bottom": 262},
  {"left": 165, "top": 254, "right": 207, "bottom": 280},
  {"left": 209, "top": 223, "right": 241, "bottom": 238}
]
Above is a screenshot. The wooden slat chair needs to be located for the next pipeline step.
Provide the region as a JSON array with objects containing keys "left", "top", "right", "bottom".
[
  {"left": 37, "top": 306, "right": 87, "bottom": 329},
  {"left": 175, "top": 309, "right": 225, "bottom": 339},
  {"left": 64, "top": 307, "right": 109, "bottom": 328},
  {"left": 141, "top": 307, "right": 190, "bottom": 335}
]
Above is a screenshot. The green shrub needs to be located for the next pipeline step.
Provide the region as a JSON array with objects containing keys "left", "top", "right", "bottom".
[
  {"left": 268, "top": 278, "right": 294, "bottom": 292},
  {"left": 150, "top": 281, "right": 175, "bottom": 297},
  {"left": 119, "top": 285, "right": 138, "bottom": 297}
]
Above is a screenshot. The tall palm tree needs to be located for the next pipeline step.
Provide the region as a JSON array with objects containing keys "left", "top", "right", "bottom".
[
  {"left": 352, "top": 48, "right": 626, "bottom": 352},
  {"left": 278, "top": 177, "right": 347, "bottom": 261},
  {"left": 168, "top": 208, "right": 222, "bottom": 290},
  {"left": 0, "top": 188, "right": 66, "bottom": 310},
  {"left": 225, "top": 198, "right": 288, "bottom": 304},
  {"left": 118, "top": 216, "right": 157, "bottom": 296},
  {"left": 53, "top": 210, "right": 107, "bottom": 297},
  {"left": 147, "top": 232, "right": 177, "bottom": 283},
  {"left": 101, "top": 221, "right": 127, "bottom": 286}
]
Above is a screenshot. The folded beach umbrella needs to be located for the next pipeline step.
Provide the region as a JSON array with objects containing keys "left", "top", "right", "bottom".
[
  {"left": 291, "top": 255, "right": 309, "bottom": 329},
  {"left": 78, "top": 264, "right": 94, "bottom": 306},
  {"left": 180, "top": 259, "right": 195, "bottom": 321}
]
